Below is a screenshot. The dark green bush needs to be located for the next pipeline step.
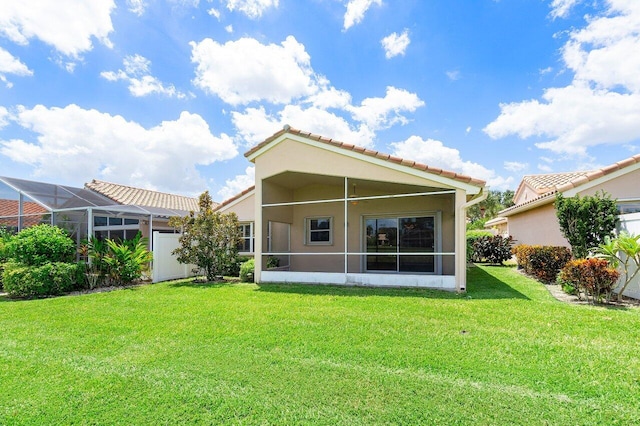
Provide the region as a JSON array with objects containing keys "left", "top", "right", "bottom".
[
  {"left": 513, "top": 245, "right": 572, "bottom": 283},
  {"left": 466, "top": 230, "right": 493, "bottom": 262},
  {"left": 0, "top": 227, "right": 12, "bottom": 290},
  {"left": 558, "top": 258, "right": 620, "bottom": 304},
  {"left": 472, "top": 235, "right": 513, "bottom": 264},
  {"left": 5, "top": 224, "right": 75, "bottom": 266},
  {"left": 3, "top": 261, "right": 83, "bottom": 298},
  {"left": 239, "top": 258, "right": 255, "bottom": 282}
]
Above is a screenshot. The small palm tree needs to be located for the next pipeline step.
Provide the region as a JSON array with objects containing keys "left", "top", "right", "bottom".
[{"left": 594, "top": 232, "right": 640, "bottom": 301}]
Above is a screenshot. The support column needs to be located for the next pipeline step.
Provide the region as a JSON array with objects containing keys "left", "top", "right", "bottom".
[
  {"left": 454, "top": 189, "right": 467, "bottom": 292},
  {"left": 254, "top": 177, "right": 263, "bottom": 283}
]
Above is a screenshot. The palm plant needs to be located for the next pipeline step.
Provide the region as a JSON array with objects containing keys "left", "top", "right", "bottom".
[{"left": 594, "top": 232, "right": 640, "bottom": 301}]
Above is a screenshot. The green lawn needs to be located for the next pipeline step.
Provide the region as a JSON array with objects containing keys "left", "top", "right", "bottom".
[{"left": 1, "top": 265, "right": 639, "bottom": 425}]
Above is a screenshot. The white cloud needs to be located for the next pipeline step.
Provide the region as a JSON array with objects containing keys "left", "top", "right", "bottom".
[
  {"left": 343, "top": 0, "right": 382, "bottom": 31},
  {"left": 347, "top": 86, "right": 425, "bottom": 130},
  {"left": 225, "top": 25, "right": 234, "bottom": 33},
  {"left": 231, "top": 105, "right": 375, "bottom": 147},
  {"left": 537, "top": 163, "right": 553, "bottom": 173},
  {"left": 0, "top": 106, "right": 9, "bottom": 129},
  {"left": 127, "top": 0, "right": 147, "bottom": 16},
  {"left": 101, "top": 54, "right": 187, "bottom": 99},
  {"left": 0, "top": 104, "right": 238, "bottom": 193},
  {"left": 381, "top": 29, "right": 410, "bottom": 59},
  {"left": 191, "top": 36, "right": 316, "bottom": 105},
  {"left": 0, "top": 47, "right": 32, "bottom": 85},
  {"left": 208, "top": 8, "right": 221, "bottom": 19},
  {"left": 485, "top": 1, "right": 640, "bottom": 156},
  {"left": 446, "top": 70, "right": 461, "bottom": 81},
  {"left": 390, "top": 136, "right": 513, "bottom": 190},
  {"left": 0, "top": 0, "right": 115, "bottom": 58},
  {"left": 549, "top": 0, "right": 582, "bottom": 19},
  {"left": 218, "top": 166, "right": 255, "bottom": 200},
  {"left": 504, "top": 161, "right": 528, "bottom": 172},
  {"left": 225, "top": 0, "right": 279, "bottom": 19}
]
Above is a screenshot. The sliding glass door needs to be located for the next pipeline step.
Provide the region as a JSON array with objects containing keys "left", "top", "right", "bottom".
[{"left": 366, "top": 215, "right": 436, "bottom": 273}]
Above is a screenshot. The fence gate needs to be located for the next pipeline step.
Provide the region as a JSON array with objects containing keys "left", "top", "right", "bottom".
[{"left": 151, "top": 232, "right": 197, "bottom": 283}]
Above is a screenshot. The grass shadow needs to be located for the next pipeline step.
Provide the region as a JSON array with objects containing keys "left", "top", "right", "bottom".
[
  {"left": 466, "top": 265, "right": 530, "bottom": 300},
  {"left": 256, "top": 266, "right": 529, "bottom": 300}
]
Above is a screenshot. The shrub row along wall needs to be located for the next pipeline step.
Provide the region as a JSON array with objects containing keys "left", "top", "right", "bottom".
[{"left": 513, "top": 245, "right": 572, "bottom": 283}]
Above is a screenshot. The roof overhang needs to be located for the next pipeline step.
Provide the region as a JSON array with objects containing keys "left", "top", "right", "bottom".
[{"left": 246, "top": 130, "right": 484, "bottom": 195}]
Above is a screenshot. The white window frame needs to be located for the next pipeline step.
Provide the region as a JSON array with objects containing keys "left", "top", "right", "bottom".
[
  {"left": 305, "top": 216, "right": 333, "bottom": 245},
  {"left": 238, "top": 222, "right": 254, "bottom": 254}
]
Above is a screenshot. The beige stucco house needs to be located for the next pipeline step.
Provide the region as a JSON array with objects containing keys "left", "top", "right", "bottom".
[
  {"left": 218, "top": 126, "right": 486, "bottom": 292},
  {"left": 494, "top": 155, "right": 640, "bottom": 247}
]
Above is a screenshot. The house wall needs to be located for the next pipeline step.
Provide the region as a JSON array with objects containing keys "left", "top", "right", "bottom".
[
  {"left": 508, "top": 203, "right": 569, "bottom": 247},
  {"left": 575, "top": 167, "right": 640, "bottom": 199},
  {"left": 217, "top": 192, "right": 255, "bottom": 222}
]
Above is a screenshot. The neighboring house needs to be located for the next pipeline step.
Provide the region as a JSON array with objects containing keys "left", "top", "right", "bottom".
[
  {"left": 0, "top": 176, "right": 198, "bottom": 247},
  {"left": 215, "top": 186, "right": 255, "bottom": 255},
  {"left": 483, "top": 216, "right": 508, "bottom": 236},
  {"left": 220, "top": 126, "right": 486, "bottom": 292},
  {"left": 494, "top": 154, "right": 640, "bottom": 247},
  {"left": 85, "top": 179, "right": 201, "bottom": 241}
]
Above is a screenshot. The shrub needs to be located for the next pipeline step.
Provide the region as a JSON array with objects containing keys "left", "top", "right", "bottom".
[
  {"left": 103, "top": 234, "right": 153, "bottom": 286},
  {"left": 0, "top": 227, "right": 12, "bottom": 290},
  {"left": 5, "top": 224, "right": 75, "bottom": 266},
  {"left": 3, "top": 261, "right": 83, "bottom": 298},
  {"left": 513, "top": 245, "right": 572, "bottom": 283},
  {"left": 558, "top": 258, "right": 620, "bottom": 304},
  {"left": 239, "top": 258, "right": 255, "bottom": 282},
  {"left": 472, "top": 235, "right": 513, "bottom": 264},
  {"left": 466, "top": 230, "right": 493, "bottom": 262}
]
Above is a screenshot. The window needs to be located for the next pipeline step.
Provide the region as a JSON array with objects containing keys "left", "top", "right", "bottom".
[
  {"left": 238, "top": 223, "right": 254, "bottom": 253},
  {"left": 306, "top": 217, "right": 332, "bottom": 245},
  {"left": 365, "top": 215, "right": 437, "bottom": 273}
]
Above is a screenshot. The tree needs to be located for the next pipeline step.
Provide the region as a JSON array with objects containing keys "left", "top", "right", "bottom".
[
  {"left": 169, "top": 191, "right": 241, "bottom": 281},
  {"left": 466, "top": 190, "right": 516, "bottom": 229},
  {"left": 555, "top": 191, "right": 618, "bottom": 259}
]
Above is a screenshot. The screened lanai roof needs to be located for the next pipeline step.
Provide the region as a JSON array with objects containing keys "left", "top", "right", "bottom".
[{"left": 0, "top": 176, "right": 192, "bottom": 218}]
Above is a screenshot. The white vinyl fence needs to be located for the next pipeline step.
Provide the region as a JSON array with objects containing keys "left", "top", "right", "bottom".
[
  {"left": 151, "top": 232, "right": 197, "bottom": 283},
  {"left": 617, "top": 212, "right": 640, "bottom": 299}
]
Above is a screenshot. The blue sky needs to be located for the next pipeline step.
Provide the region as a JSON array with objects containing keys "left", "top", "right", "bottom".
[{"left": 1, "top": 0, "right": 639, "bottom": 201}]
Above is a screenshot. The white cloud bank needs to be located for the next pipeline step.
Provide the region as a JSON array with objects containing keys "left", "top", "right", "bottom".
[
  {"left": 391, "top": 136, "right": 513, "bottom": 190},
  {"left": 101, "top": 54, "right": 187, "bottom": 99},
  {"left": 218, "top": 166, "right": 255, "bottom": 201},
  {"left": 0, "top": 47, "right": 32, "bottom": 87},
  {"left": 0, "top": 0, "right": 115, "bottom": 58},
  {"left": 485, "top": 0, "right": 640, "bottom": 156},
  {"left": 0, "top": 104, "right": 238, "bottom": 193},
  {"left": 381, "top": 29, "right": 410, "bottom": 59}
]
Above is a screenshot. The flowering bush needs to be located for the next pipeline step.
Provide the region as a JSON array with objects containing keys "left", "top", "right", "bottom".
[{"left": 558, "top": 258, "right": 620, "bottom": 304}]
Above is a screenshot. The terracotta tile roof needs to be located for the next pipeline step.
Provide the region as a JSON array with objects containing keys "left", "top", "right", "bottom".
[
  {"left": 0, "top": 199, "right": 49, "bottom": 227},
  {"left": 245, "top": 126, "right": 486, "bottom": 188},
  {"left": 522, "top": 171, "right": 592, "bottom": 194},
  {"left": 501, "top": 153, "right": 640, "bottom": 216},
  {"left": 85, "top": 180, "right": 202, "bottom": 212},
  {"left": 215, "top": 185, "right": 255, "bottom": 211}
]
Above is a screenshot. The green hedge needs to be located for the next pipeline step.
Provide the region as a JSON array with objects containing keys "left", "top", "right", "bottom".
[
  {"left": 512, "top": 245, "right": 572, "bottom": 283},
  {"left": 2, "top": 261, "right": 84, "bottom": 298},
  {"left": 5, "top": 225, "right": 75, "bottom": 266},
  {"left": 239, "top": 258, "right": 255, "bottom": 282},
  {"left": 466, "top": 230, "right": 493, "bottom": 262}
]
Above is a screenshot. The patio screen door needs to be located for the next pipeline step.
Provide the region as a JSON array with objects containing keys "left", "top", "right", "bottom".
[{"left": 365, "top": 216, "right": 435, "bottom": 273}]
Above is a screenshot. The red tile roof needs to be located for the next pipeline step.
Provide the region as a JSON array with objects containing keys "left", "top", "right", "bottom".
[
  {"left": 245, "top": 126, "right": 486, "bottom": 188},
  {"left": 501, "top": 153, "right": 640, "bottom": 216},
  {"left": 85, "top": 180, "right": 202, "bottom": 212},
  {"left": 0, "top": 199, "right": 49, "bottom": 227}
]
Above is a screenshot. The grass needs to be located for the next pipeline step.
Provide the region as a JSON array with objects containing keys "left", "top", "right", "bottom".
[{"left": 1, "top": 265, "right": 639, "bottom": 425}]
